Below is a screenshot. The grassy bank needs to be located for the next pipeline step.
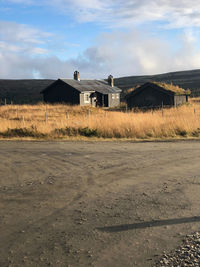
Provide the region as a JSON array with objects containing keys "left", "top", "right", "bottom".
[{"left": 0, "top": 100, "right": 200, "bottom": 140}]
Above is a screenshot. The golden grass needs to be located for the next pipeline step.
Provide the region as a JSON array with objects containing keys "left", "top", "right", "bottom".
[
  {"left": 0, "top": 101, "right": 200, "bottom": 139},
  {"left": 152, "top": 82, "right": 191, "bottom": 95},
  {"left": 126, "top": 82, "right": 190, "bottom": 96}
]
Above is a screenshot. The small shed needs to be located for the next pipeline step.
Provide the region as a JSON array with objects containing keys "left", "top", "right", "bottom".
[
  {"left": 126, "top": 82, "right": 190, "bottom": 108},
  {"left": 41, "top": 71, "right": 121, "bottom": 108}
]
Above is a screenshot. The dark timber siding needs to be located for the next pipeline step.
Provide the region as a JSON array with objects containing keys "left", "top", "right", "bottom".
[
  {"left": 96, "top": 92, "right": 108, "bottom": 107},
  {"left": 127, "top": 86, "right": 174, "bottom": 108},
  {"left": 43, "top": 80, "right": 80, "bottom": 104}
]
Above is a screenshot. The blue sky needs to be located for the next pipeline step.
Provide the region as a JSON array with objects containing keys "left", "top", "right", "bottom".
[{"left": 1, "top": 0, "right": 200, "bottom": 79}]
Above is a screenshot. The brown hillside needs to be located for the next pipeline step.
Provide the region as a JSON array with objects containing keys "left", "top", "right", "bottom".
[
  {"left": 115, "top": 69, "right": 200, "bottom": 98},
  {"left": 1, "top": 69, "right": 200, "bottom": 103},
  {"left": 0, "top": 79, "right": 54, "bottom": 104}
]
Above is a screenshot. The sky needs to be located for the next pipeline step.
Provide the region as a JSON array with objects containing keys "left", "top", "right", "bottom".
[{"left": 1, "top": 0, "right": 200, "bottom": 79}]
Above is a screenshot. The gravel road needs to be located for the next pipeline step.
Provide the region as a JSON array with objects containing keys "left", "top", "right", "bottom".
[{"left": 0, "top": 140, "right": 200, "bottom": 266}]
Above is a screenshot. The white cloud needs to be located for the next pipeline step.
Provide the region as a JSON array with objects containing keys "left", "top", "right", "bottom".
[
  {"left": 5, "top": 0, "right": 200, "bottom": 28},
  {"left": 0, "top": 21, "right": 52, "bottom": 44},
  {"left": 0, "top": 21, "right": 51, "bottom": 78},
  {"left": 3, "top": 0, "right": 200, "bottom": 28},
  {"left": 78, "top": 29, "right": 200, "bottom": 78},
  {"left": 1, "top": 22, "right": 200, "bottom": 79},
  {"left": 1, "top": 1, "right": 200, "bottom": 79},
  {"left": 0, "top": 21, "right": 51, "bottom": 60},
  {"left": 59, "top": 0, "right": 200, "bottom": 28}
]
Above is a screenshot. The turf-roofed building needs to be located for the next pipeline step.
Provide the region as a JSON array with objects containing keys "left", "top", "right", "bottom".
[
  {"left": 126, "top": 82, "right": 190, "bottom": 108},
  {"left": 41, "top": 71, "right": 121, "bottom": 107}
]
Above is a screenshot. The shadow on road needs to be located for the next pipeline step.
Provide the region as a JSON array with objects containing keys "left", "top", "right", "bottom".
[{"left": 97, "top": 216, "right": 200, "bottom": 233}]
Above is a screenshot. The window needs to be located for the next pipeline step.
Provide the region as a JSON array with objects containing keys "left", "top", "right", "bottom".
[
  {"left": 84, "top": 93, "right": 90, "bottom": 103},
  {"left": 116, "top": 94, "right": 119, "bottom": 99},
  {"left": 112, "top": 94, "right": 115, "bottom": 99}
]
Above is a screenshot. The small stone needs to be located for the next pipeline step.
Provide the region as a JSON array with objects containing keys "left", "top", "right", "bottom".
[{"left": 162, "top": 258, "right": 168, "bottom": 264}]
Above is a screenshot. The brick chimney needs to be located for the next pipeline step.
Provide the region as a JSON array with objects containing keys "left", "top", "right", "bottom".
[
  {"left": 108, "top": 75, "right": 114, "bottom": 87},
  {"left": 74, "top": 70, "right": 80, "bottom": 81}
]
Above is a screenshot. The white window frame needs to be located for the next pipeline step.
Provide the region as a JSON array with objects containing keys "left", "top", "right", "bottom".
[
  {"left": 112, "top": 94, "right": 115, "bottom": 99},
  {"left": 116, "top": 93, "right": 119, "bottom": 99},
  {"left": 84, "top": 93, "right": 90, "bottom": 103}
]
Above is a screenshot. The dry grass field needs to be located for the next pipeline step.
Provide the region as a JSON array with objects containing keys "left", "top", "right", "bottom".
[{"left": 0, "top": 99, "right": 200, "bottom": 139}]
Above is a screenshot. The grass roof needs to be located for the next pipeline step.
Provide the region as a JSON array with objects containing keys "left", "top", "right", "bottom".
[{"left": 152, "top": 82, "right": 191, "bottom": 95}]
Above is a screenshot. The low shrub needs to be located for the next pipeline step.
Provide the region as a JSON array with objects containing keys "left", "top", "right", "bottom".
[
  {"left": 78, "top": 127, "right": 99, "bottom": 137},
  {"left": 175, "top": 129, "right": 188, "bottom": 137},
  {"left": 0, "top": 128, "right": 46, "bottom": 138},
  {"left": 53, "top": 127, "right": 100, "bottom": 137},
  {"left": 192, "top": 128, "right": 200, "bottom": 137}
]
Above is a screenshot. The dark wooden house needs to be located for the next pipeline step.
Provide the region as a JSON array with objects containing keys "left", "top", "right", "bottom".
[
  {"left": 41, "top": 71, "right": 121, "bottom": 107},
  {"left": 126, "top": 82, "right": 190, "bottom": 108}
]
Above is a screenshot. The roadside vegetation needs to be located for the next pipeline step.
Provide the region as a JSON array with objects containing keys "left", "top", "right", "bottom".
[{"left": 0, "top": 99, "right": 200, "bottom": 139}]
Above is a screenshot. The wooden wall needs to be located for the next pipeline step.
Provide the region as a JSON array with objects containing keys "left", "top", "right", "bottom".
[
  {"left": 127, "top": 86, "right": 174, "bottom": 108},
  {"left": 43, "top": 80, "right": 80, "bottom": 104},
  {"left": 174, "top": 95, "right": 187, "bottom": 106},
  {"left": 108, "top": 93, "right": 120, "bottom": 107}
]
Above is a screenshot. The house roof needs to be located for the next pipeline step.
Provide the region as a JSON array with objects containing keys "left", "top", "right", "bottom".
[
  {"left": 41, "top": 78, "right": 122, "bottom": 94},
  {"left": 126, "top": 82, "right": 190, "bottom": 98},
  {"left": 152, "top": 82, "right": 190, "bottom": 95}
]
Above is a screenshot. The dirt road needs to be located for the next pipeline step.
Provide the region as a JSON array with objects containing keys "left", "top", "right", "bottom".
[{"left": 0, "top": 140, "right": 200, "bottom": 266}]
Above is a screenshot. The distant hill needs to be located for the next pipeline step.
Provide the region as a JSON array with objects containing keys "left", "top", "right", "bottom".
[
  {"left": 115, "top": 69, "right": 200, "bottom": 98},
  {"left": 0, "top": 79, "right": 54, "bottom": 104},
  {"left": 1, "top": 69, "right": 200, "bottom": 104}
]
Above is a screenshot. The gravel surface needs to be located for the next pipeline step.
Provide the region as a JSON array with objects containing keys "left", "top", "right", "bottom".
[
  {"left": 1, "top": 141, "right": 200, "bottom": 266},
  {"left": 156, "top": 232, "right": 200, "bottom": 266}
]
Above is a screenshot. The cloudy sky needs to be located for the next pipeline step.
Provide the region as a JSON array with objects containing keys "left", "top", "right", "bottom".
[{"left": 1, "top": 0, "right": 200, "bottom": 79}]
